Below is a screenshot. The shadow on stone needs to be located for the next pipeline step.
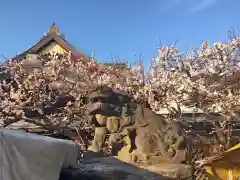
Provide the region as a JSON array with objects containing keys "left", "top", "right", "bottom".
[{"left": 59, "top": 151, "right": 192, "bottom": 180}]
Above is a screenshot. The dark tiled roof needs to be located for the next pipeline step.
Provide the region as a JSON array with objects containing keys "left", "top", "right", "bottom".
[
  {"left": 12, "top": 24, "right": 129, "bottom": 70},
  {"left": 13, "top": 32, "right": 91, "bottom": 61}
]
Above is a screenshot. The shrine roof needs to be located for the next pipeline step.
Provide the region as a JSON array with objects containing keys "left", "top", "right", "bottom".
[{"left": 13, "top": 23, "right": 91, "bottom": 61}]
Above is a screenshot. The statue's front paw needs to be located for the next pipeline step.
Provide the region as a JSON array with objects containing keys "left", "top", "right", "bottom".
[
  {"left": 130, "top": 150, "right": 138, "bottom": 163},
  {"left": 142, "top": 154, "right": 148, "bottom": 161},
  {"left": 131, "top": 154, "right": 138, "bottom": 163}
]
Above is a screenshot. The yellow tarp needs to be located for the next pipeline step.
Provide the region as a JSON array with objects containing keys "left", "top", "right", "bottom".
[{"left": 198, "top": 143, "right": 240, "bottom": 180}]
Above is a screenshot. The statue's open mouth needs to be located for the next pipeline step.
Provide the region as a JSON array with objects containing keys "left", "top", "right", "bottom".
[{"left": 87, "top": 101, "right": 122, "bottom": 117}]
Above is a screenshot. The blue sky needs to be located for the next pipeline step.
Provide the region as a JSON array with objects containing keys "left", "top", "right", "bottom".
[{"left": 0, "top": 0, "right": 239, "bottom": 67}]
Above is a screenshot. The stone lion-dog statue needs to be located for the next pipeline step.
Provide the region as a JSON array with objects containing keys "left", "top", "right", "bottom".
[{"left": 86, "top": 85, "right": 189, "bottom": 165}]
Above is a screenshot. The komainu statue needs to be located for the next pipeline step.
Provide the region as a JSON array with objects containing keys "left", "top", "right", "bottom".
[{"left": 86, "top": 85, "right": 189, "bottom": 165}]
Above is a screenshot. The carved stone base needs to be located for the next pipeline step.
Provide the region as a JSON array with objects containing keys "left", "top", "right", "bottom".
[
  {"left": 116, "top": 138, "right": 187, "bottom": 165},
  {"left": 138, "top": 163, "right": 193, "bottom": 180},
  {"left": 60, "top": 154, "right": 193, "bottom": 180}
]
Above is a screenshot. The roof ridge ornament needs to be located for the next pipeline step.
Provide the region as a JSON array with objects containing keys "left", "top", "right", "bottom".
[{"left": 48, "top": 22, "right": 60, "bottom": 35}]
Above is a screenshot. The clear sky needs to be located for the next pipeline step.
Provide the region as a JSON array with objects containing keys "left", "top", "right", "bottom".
[{"left": 0, "top": 0, "right": 239, "bottom": 67}]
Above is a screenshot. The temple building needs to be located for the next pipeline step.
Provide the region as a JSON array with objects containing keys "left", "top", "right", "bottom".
[
  {"left": 13, "top": 23, "right": 88, "bottom": 61},
  {"left": 13, "top": 23, "right": 128, "bottom": 69}
]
